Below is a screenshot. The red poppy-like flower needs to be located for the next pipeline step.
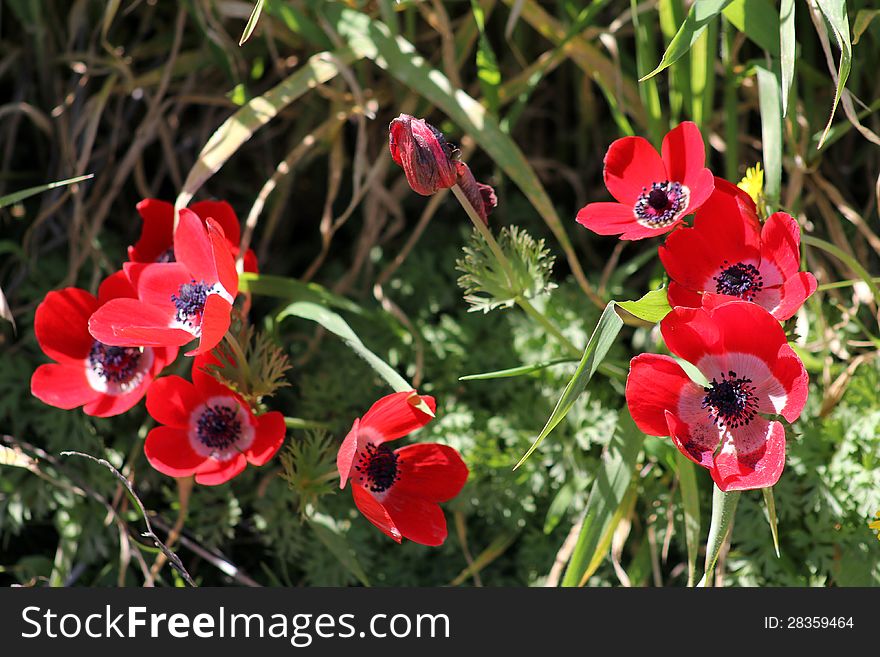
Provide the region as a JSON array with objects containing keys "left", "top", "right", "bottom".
[
  {"left": 336, "top": 391, "right": 468, "bottom": 546},
  {"left": 659, "top": 178, "right": 817, "bottom": 320},
  {"left": 89, "top": 207, "right": 238, "bottom": 357},
  {"left": 389, "top": 114, "right": 458, "bottom": 196},
  {"left": 576, "top": 121, "right": 715, "bottom": 240},
  {"left": 144, "top": 351, "right": 285, "bottom": 485},
  {"left": 129, "top": 199, "right": 258, "bottom": 273},
  {"left": 626, "top": 298, "right": 808, "bottom": 491},
  {"left": 31, "top": 272, "right": 177, "bottom": 417}
]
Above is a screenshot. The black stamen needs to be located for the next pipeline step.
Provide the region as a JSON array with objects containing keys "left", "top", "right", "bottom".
[
  {"left": 647, "top": 188, "right": 669, "bottom": 210},
  {"left": 88, "top": 342, "right": 142, "bottom": 384},
  {"left": 196, "top": 404, "right": 242, "bottom": 450},
  {"left": 171, "top": 279, "right": 210, "bottom": 326},
  {"left": 633, "top": 181, "right": 689, "bottom": 228},
  {"left": 354, "top": 443, "right": 401, "bottom": 493},
  {"left": 713, "top": 261, "right": 764, "bottom": 301},
  {"left": 702, "top": 370, "right": 760, "bottom": 429}
]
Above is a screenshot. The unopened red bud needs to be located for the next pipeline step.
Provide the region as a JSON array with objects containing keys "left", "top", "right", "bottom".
[
  {"left": 388, "top": 114, "right": 458, "bottom": 196},
  {"left": 454, "top": 161, "right": 497, "bottom": 225}
]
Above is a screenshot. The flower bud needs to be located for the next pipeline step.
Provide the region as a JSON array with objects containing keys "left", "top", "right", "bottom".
[
  {"left": 388, "top": 114, "right": 458, "bottom": 195},
  {"left": 455, "top": 161, "right": 497, "bottom": 225}
]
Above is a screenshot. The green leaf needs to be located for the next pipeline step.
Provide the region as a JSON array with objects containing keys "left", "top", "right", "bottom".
[
  {"left": 617, "top": 288, "right": 672, "bottom": 324},
  {"left": 853, "top": 9, "right": 880, "bottom": 44},
  {"left": 561, "top": 410, "right": 642, "bottom": 587},
  {"left": 814, "top": 0, "right": 852, "bottom": 148},
  {"left": 470, "top": 0, "right": 501, "bottom": 116},
  {"left": 238, "top": 0, "right": 265, "bottom": 46},
  {"left": 239, "top": 272, "right": 365, "bottom": 315},
  {"left": 0, "top": 174, "right": 93, "bottom": 209},
  {"left": 697, "top": 486, "right": 741, "bottom": 587},
  {"left": 276, "top": 301, "right": 429, "bottom": 414},
  {"left": 762, "top": 487, "right": 781, "bottom": 558},
  {"left": 755, "top": 64, "right": 782, "bottom": 204},
  {"left": 722, "top": 0, "right": 781, "bottom": 56},
  {"left": 803, "top": 235, "right": 880, "bottom": 305},
  {"left": 459, "top": 358, "right": 577, "bottom": 381},
  {"left": 640, "top": 0, "right": 733, "bottom": 81},
  {"left": 543, "top": 481, "right": 577, "bottom": 535},
  {"left": 780, "top": 0, "right": 796, "bottom": 116},
  {"left": 306, "top": 512, "right": 370, "bottom": 587},
  {"left": 515, "top": 302, "right": 623, "bottom": 469},
  {"left": 176, "top": 49, "right": 358, "bottom": 209},
  {"left": 676, "top": 451, "right": 701, "bottom": 587}
]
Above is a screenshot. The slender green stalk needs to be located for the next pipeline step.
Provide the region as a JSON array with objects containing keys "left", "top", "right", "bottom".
[
  {"left": 697, "top": 486, "right": 741, "bottom": 587},
  {"left": 804, "top": 235, "right": 880, "bottom": 305}
]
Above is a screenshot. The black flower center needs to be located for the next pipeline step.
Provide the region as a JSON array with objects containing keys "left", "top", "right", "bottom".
[
  {"left": 355, "top": 443, "right": 401, "bottom": 493},
  {"left": 155, "top": 247, "right": 176, "bottom": 263},
  {"left": 88, "top": 341, "right": 143, "bottom": 383},
  {"left": 702, "top": 370, "right": 759, "bottom": 428},
  {"left": 714, "top": 261, "right": 764, "bottom": 301},
  {"left": 196, "top": 404, "right": 242, "bottom": 450},
  {"left": 171, "top": 280, "right": 210, "bottom": 325},
  {"left": 633, "top": 181, "right": 689, "bottom": 228}
]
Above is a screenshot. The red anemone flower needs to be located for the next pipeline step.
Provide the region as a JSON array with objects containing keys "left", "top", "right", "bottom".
[
  {"left": 659, "top": 178, "right": 817, "bottom": 320},
  {"left": 626, "top": 298, "right": 808, "bottom": 491},
  {"left": 129, "top": 199, "right": 258, "bottom": 273},
  {"left": 144, "top": 352, "right": 285, "bottom": 485},
  {"left": 336, "top": 391, "right": 468, "bottom": 546},
  {"left": 389, "top": 114, "right": 458, "bottom": 196},
  {"left": 577, "top": 121, "right": 714, "bottom": 240},
  {"left": 89, "top": 207, "right": 238, "bottom": 357},
  {"left": 31, "top": 272, "right": 177, "bottom": 417}
]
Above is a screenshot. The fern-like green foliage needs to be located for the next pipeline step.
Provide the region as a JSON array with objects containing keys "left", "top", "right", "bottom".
[{"left": 455, "top": 226, "right": 556, "bottom": 313}]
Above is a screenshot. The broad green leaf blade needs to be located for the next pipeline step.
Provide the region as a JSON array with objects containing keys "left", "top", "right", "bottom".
[
  {"left": 277, "top": 301, "right": 428, "bottom": 413},
  {"left": 630, "top": 0, "right": 664, "bottom": 145},
  {"left": 307, "top": 512, "right": 370, "bottom": 587},
  {"left": 640, "top": 0, "right": 733, "bottom": 81},
  {"left": 176, "top": 49, "right": 358, "bottom": 209},
  {"left": 515, "top": 302, "right": 623, "bottom": 470},
  {"left": 697, "top": 486, "right": 741, "bottom": 587},
  {"left": 617, "top": 288, "right": 672, "bottom": 324},
  {"left": 814, "top": 0, "right": 852, "bottom": 148},
  {"left": 543, "top": 481, "right": 577, "bottom": 534},
  {"left": 561, "top": 410, "right": 643, "bottom": 587},
  {"left": 755, "top": 64, "right": 783, "bottom": 204},
  {"left": 0, "top": 174, "right": 93, "bottom": 209},
  {"left": 239, "top": 272, "right": 365, "bottom": 315},
  {"left": 327, "top": 5, "right": 598, "bottom": 304},
  {"left": 459, "top": 358, "right": 577, "bottom": 381},
  {"left": 470, "top": 0, "right": 501, "bottom": 116},
  {"left": 676, "top": 451, "right": 701, "bottom": 587},
  {"left": 239, "top": 0, "right": 265, "bottom": 46},
  {"left": 762, "top": 487, "right": 781, "bottom": 558},
  {"left": 780, "top": 0, "right": 796, "bottom": 116},
  {"left": 722, "top": 0, "right": 781, "bottom": 56}
]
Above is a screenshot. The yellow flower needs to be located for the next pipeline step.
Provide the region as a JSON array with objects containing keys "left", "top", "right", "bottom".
[
  {"left": 738, "top": 162, "right": 766, "bottom": 219},
  {"left": 870, "top": 512, "right": 880, "bottom": 540}
]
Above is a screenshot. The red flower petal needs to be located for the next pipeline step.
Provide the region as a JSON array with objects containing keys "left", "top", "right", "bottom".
[
  {"left": 380, "top": 489, "right": 449, "bottom": 546},
  {"left": 752, "top": 343, "right": 809, "bottom": 423},
  {"left": 191, "top": 349, "right": 238, "bottom": 399},
  {"left": 174, "top": 208, "right": 218, "bottom": 284},
  {"left": 666, "top": 281, "right": 703, "bottom": 309},
  {"left": 660, "top": 122, "right": 713, "bottom": 209},
  {"left": 337, "top": 418, "right": 360, "bottom": 489},
  {"left": 126, "top": 261, "right": 190, "bottom": 309},
  {"left": 246, "top": 411, "right": 286, "bottom": 466},
  {"left": 660, "top": 305, "right": 722, "bottom": 368},
  {"left": 129, "top": 199, "right": 174, "bottom": 263},
  {"left": 759, "top": 212, "right": 804, "bottom": 285},
  {"left": 626, "top": 354, "right": 703, "bottom": 437},
  {"left": 97, "top": 271, "right": 137, "bottom": 304},
  {"left": 388, "top": 114, "right": 457, "bottom": 196},
  {"left": 146, "top": 375, "right": 201, "bottom": 428},
  {"left": 359, "top": 391, "right": 436, "bottom": 443},
  {"left": 664, "top": 410, "right": 722, "bottom": 471},
  {"left": 31, "top": 363, "right": 100, "bottom": 410},
  {"left": 603, "top": 136, "right": 666, "bottom": 205},
  {"left": 88, "top": 298, "right": 192, "bottom": 348},
  {"left": 194, "top": 453, "right": 247, "bottom": 485},
  {"left": 242, "top": 248, "right": 259, "bottom": 274},
  {"left": 186, "top": 293, "right": 232, "bottom": 357},
  {"left": 144, "top": 426, "right": 206, "bottom": 478},
  {"left": 83, "top": 384, "right": 149, "bottom": 418},
  {"left": 769, "top": 272, "right": 818, "bottom": 321},
  {"left": 191, "top": 200, "right": 241, "bottom": 246},
  {"left": 711, "top": 417, "right": 786, "bottom": 491},
  {"left": 694, "top": 177, "right": 760, "bottom": 228},
  {"left": 35, "top": 288, "right": 97, "bottom": 364},
  {"left": 681, "top": 168, "right": 715, "bottom": 215},
  {"left": 393, "top": 443, "right": 468, "bottom": 502},
  {"left": 206, "top": 217, "right": 238, "bottom": 296},
  {"left": 351, "top": 485, "right": 401, "bottom": 543}
]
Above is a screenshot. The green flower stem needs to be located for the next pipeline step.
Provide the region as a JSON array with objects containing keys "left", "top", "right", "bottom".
[
  {"left": 697, "top": 485, "right": 741, "bottom": 587},
  {"left": 283, "top": 417, "right": 332, "bottom": 430},
  {"left": 450, "top": 183, "right": 580, "bottom": 359}
]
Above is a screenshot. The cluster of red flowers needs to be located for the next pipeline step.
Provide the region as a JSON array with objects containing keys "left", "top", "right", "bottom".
[
  {"left": 32, "top": 195, "right": 469, "bottom": 545},
  {"left": 578, "top": 122, "right": 816, "bottom": 491}
]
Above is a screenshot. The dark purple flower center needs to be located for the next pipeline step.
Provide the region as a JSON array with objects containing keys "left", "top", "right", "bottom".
[
  {"left": 171, "top": 280, "right": 210, "bottom": 325},
  {"left": 88, "top": 341, "right": 143, "bottom": 384},
  {"left": 714, "top": 261, "right": 764, "bottom": 301},
  {"left": 196, "top": 404, "right": 242, "bottom": 450},
  {"left": 355, "top": 443, "right": 401, "bottom": 493},
  {"left": 702, "top": 370, "right": 759, "bottom": 428},
  {"left": 155, "top": 247, "right": 176, "bottom": 263},
  {"left": 633, "top": 181, "right": 689, "bottom": 228}
]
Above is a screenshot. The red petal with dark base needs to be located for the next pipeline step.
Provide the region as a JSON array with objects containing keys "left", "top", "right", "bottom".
[
  {"left": 31, "top": 363, "right": 100, "bottom": 410},
  {"left": 393, "top": 443, "right": 468, "bottom": 502},
  {"left": 626, "top": 354, "right": 699, "bottom": 437},
  {"left": 380, "top": 491, "right": 448, "bottom": 546},
  {"left": 89, "top": 298, "right": 192, "bottom": 348},
  {"left": 144, "top": 426, "right": 206, "bottom": 478},
  {"left": 660, "top": 121, "right": 714, "bottom": 211},
  {"left": 603, "top": 136, "right": 666, "bottom": 205},
  {"left": 352, "top": 485, "right": 401, "bottom": 543},
  {"left": 35, "top": 289, "right": 97, "bottom": 364},
  {"left": 664, "top": 410, "right": 721, "bottom": 471},
  {"left": 146, "top": 376, "right": 202, "bottom": 428},
  {"left": 576, "top": 202, "right": 678, "bottom": 240},
  {"left": 187, "top": 293, "right": 232, "bottom": 357},
  {"left": 246, "top": 411, "right": 286, "bottom": 466},
  {"left": 126, "top": 261, "right": 190, "bottom": 309},
  {"left": 359, "top": 391, "right": 437, "bottom": 443},
  {"left": 712, "top": 417, "right": 786, "bottom": 491}
]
